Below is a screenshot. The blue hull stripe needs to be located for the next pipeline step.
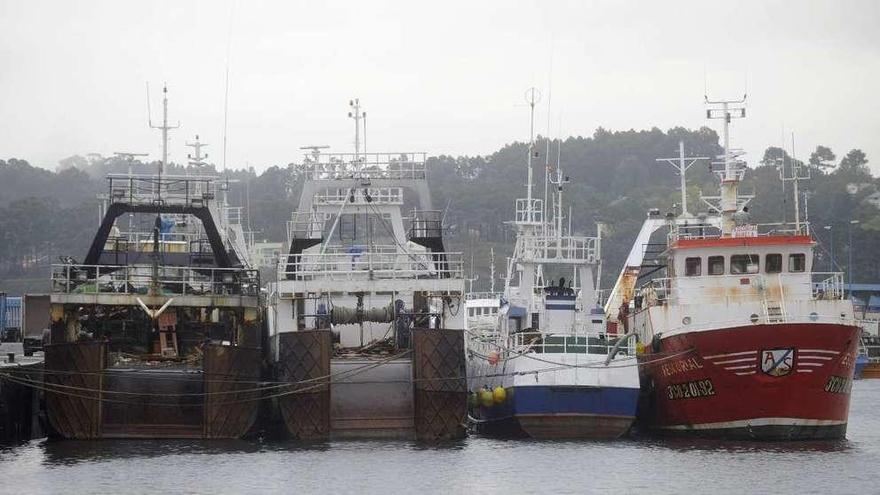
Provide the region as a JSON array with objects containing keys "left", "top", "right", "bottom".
[{"left": 475, "top": 385, "right": 639, "bottom": 421}]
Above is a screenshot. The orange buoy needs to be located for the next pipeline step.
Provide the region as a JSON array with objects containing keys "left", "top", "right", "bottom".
[{"left": 488, "top": 351, "right": 500, "bottom": 365}]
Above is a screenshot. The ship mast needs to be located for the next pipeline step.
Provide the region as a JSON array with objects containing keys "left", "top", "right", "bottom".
[
  {"left": 147, "top": 84, "right": 180, "bottom": 295},
  {"left": 656, "top": 141, "right": 708, "bottom": 218},
  {"left": 524, "top": 87, "right": 541, "bottom": 225},
  {"left": 489, "top": 247, "right": 496, "bottom": 293},
  {"left": 149, "top": 84, "right": 180, "bottom": 196},
  {"left": 778, "top": 132, "right": 810, "bottom": 232},
  {"left": 348, "top": 98, "right": 365, "bottom": 164},
  {"left": 705, "top": 95, "right": 746, "bottom": 235},
  {"left": 186, "top": 135, "right": 209, "bottom": 168},
  {"left": 549, "top": 166, "right": 569, "bottom": 248}
]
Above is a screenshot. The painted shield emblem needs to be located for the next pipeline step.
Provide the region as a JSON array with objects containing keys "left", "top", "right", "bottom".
[{"left": 761, "top": 348, "right": 794, "bottom": 377}]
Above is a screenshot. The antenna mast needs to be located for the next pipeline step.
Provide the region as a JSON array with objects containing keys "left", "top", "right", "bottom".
[
  {"left": 778, "top": 131, "right": 810, "bottom": 232},
  {"left": 489, "top": 247, "right": 496, "bottom": 293},
  {"left": 525, "top": 87, "right": 541, "bottom": 223},
  {"left": 466, "top": 250, "right": 479, "bottom": 293},
  {"left": 348, "top": 99, "right": 365, "bottom": 164},
  {"left": 705, "top": 94, "right": 746, "bottom": 235},
  {"left": 149, "top": 85, "right": 181, "bottom": 186},
  {"left": 656, "top": 141, "right": 709, "bottom": 218},
  {"left": 186, "top": 135, "right": 209, "bottom": 168},
  {"left": 549, "top": 166, "right": 569, "bottom": 239}
]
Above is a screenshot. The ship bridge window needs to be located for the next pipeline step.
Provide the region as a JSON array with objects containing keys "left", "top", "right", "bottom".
[
  {"left": 708, "top": 256, "right": 725, "bottom": 275},
  {"left": 685, "top": 257, "right": 701, "bottom": 276},
  {"left": 789, "top": 253, "right": 806, "bottom": 273},
  {"left": 766, "top": 254, "right": 782, "bottom": 273},
  {"left": 730, "top": 254, "right": 759, "bottom": 274}
]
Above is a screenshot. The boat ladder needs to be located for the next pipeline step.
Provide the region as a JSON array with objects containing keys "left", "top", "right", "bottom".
[{"left": 762, "top": 299, "right": 786, "bottom": 324}]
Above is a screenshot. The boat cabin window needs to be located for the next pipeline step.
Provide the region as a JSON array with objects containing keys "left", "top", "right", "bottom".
[
  {"left": 730, "top": 254, "right": 759, "bottom": 274},
  {"left": 766, "top": 254, "right": 782, "bottom": 273},
  {"left": 789, "top": 253, "right": 806, "bottom": 273},
  {"left": 708, "top": 256, "right": 725, "bottom": 275},
  {"left": 685, "top": 257, "right": 701, "bottom": 276}
]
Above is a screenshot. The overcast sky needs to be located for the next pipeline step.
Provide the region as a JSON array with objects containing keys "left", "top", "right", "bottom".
[{"left": 1, "top": 0, "right": 878, "bottom": 173}]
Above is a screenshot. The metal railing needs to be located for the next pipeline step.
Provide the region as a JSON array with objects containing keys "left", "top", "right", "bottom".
[
  {"left": 314, "top": 187, "right": 404, "bottom": 205},
  {"left": 51, "top": 264, "right": 259, "bottom": 297},
  {"left": 287, "top": 212, "right": 325, "bottom": 242},
  {"left": 301, "top": 152, "right": 427, "bottom": 181},
  {"left": 670, "top": 222, "right": 811, "bottom": 242},
  {"left": 409, "top": 210, "right": 443, "bottom": 239},
  {"left": 279, "top": 251, "right": 463, "bottom": 281},
  {"left": 515, "top": 198, "right": 544, "bottom": 224},
  {"left": 639, "top": 272, "right": 846, "bottom": 306},
  {"left": 466, "top": 292, "right": 503, "bottom": 301},
  {"left": 223, "top": 206, "right": 242, "bottom": 226},
  {"left": 518, "top": 234, "right": 598, "bottom": 263},
  {"left": 512, "top": 331, "right": 630, "bottom": 356},
  {"left": 105, "top": 231, "right": 208, "bottom": 247},
  {"left": 105, "top": 174, "right": 219, "bottom": 207}
]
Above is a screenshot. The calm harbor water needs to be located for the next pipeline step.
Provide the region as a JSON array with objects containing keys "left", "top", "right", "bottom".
[{"left": 3, "top": 381, "right": 880, "bottom": 495}]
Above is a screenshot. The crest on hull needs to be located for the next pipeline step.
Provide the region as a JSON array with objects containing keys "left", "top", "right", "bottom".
[{"left": 761, "top": 348, "right": 794, "bottom": 377}]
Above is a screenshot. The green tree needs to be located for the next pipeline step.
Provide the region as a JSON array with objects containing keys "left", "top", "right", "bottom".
[
  {"left": 808, "top": 145, "right": 836, "bottom": 171},
  {"left": 838, "top": 149, "right": 869, "bottom": 176}
]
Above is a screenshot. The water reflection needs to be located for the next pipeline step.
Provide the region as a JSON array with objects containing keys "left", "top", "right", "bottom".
[
  {"left": 635, "top": 435, "right": 852, "bottom": 454},
  {"left": 39, "top": 438, "right": 264, "bottom": 466}
]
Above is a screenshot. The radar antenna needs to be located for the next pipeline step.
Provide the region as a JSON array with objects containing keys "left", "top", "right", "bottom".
[
  {"left": 186, "top": 135, "right": 209, "bottom": 168},
  {"left": 348, "top": 99, "right": 366, "bottom": 165}
]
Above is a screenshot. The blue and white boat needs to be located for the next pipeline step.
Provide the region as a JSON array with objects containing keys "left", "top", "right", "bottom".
[{"left": 465, "top": 90, "right": 640, "bottom": 439}]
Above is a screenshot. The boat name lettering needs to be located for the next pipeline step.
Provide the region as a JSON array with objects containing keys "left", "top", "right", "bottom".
[
  {"left": 660, "top": 357, "right": 704, "bottom": 377},
  {"left": 666, "top": 379, "right": 715, "bottom": 400},
  {"left": 824, "top": 375, "right": 852, "bottom": 395}
]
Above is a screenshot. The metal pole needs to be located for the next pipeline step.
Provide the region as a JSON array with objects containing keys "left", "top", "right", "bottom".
[
  {"left": 824, "top": 225, "right": 834, "bottom": 271},
  {"left": 792, "top": 133, "right": 800, "bottom": 231},
  {"left": 849, "top": 220, "right": 859, "bottom": 293},
  {"left": 679, "top": 141, "right": 688, "bottom": 216},
  {"left": 830, "top": 227, "right": 834, "bottom": 271},
  {"left": 848, "top": 221, "right": 853, "bottom": 294}
]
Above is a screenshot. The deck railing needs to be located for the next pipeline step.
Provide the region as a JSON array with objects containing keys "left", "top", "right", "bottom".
[
  {"left": 466, "top": 292, "right": 503, "bottom": 301},
  {"left": 639, "top": 272, "right": 846, "bottom": 306},
  {"left": 518, "top": 234, "right": 598, "bottom": 263},
  {"left": 511, "top": 331, "right": 630, "bottom": 356},
  {"left": 51, "top": 264, "right": 259, "bottom": 297},
  {"left": 301, "top": 152, "right": 427, "bottom": 181},
  {"left": 287, "top": 212, "right": 325, "bottom": 243},
  {"left": 105, "top": 174, "right": 220, "bottom": 208},
  {"left": 669, "top": 222, "right": 811, "bottom": 242},
  {"left": 314, "top": 187, "right": 404, "bottom": 205},
  {"left": 279, "top": 250, "right": 463, "bottom": 281}
]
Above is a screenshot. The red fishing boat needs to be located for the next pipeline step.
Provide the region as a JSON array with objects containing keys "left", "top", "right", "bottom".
[{"left": 610, "top": 96, "right": 859, "bottom": 440}]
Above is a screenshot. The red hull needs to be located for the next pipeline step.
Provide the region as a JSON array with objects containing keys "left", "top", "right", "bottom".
[{"left": 639, "top": 323, "right": 860, "bottom": 440}]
